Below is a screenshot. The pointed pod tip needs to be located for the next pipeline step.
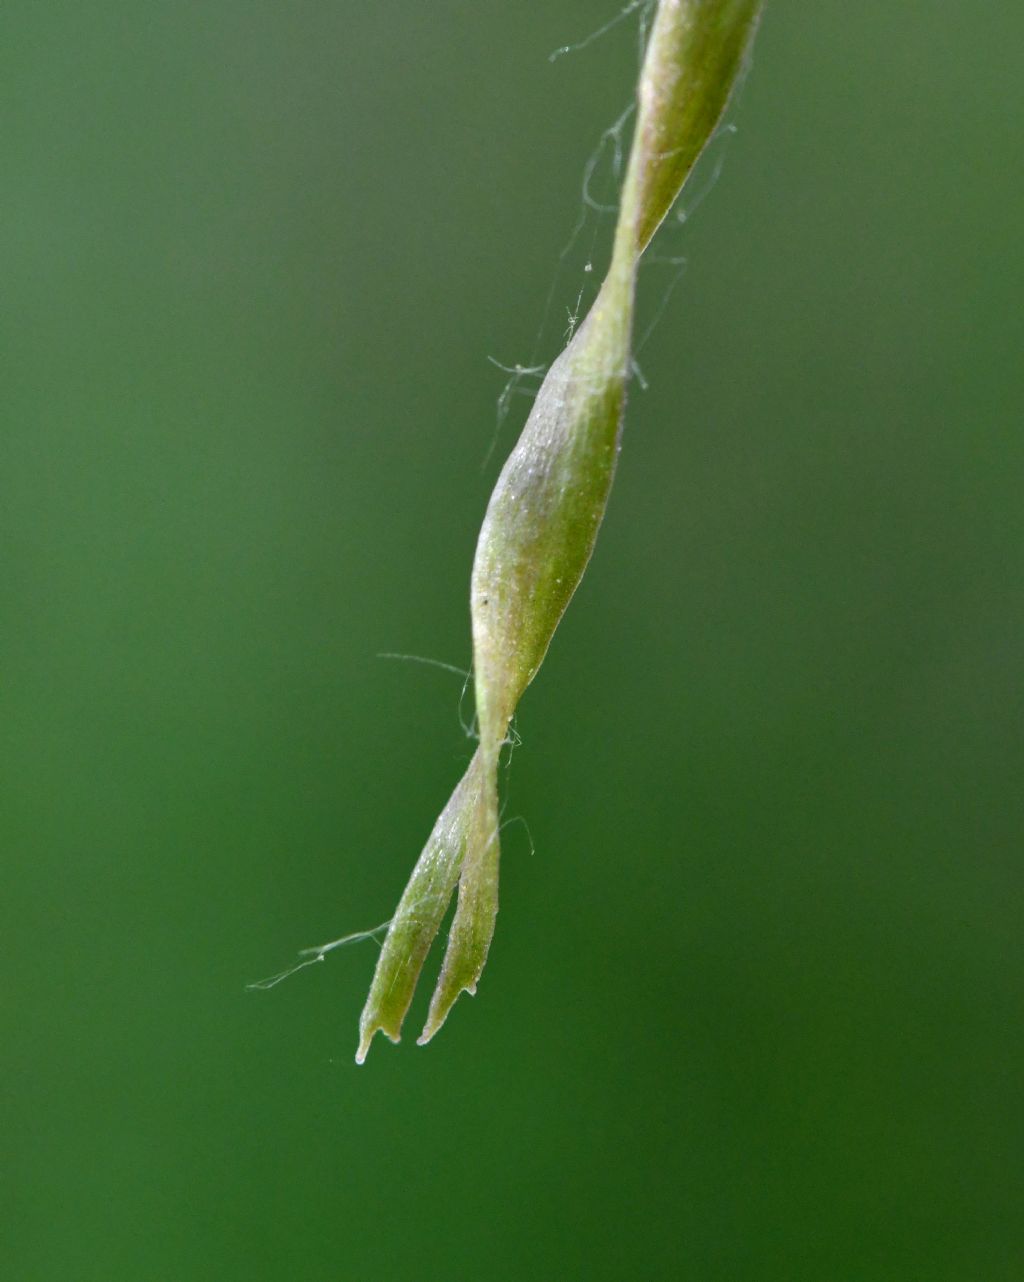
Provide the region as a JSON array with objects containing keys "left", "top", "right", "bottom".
[
  {"left": 418, "top": 980, "right": 478, "bottom": 1047},
  {"left": 416, "top": 1015, "right": 443, "bottom": 1048},
  {"left": 416, "top": 1010, "right": 446, "bottom": 1047},
  {"left": 356, "top": 1021, "right": 401, "bottom": 1064},
  {"left": 355, "top": 1028, "right": 375, "bottom": 1064}
]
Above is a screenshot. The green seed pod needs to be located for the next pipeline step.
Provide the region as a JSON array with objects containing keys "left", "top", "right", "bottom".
[{"left": 358, "top": 0, "right": 765, "bottom": 1063}]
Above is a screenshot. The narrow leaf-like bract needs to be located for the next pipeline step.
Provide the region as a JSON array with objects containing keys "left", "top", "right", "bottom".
[{"left": 357, "top": 0, "right": 764, "bottom": 1062}]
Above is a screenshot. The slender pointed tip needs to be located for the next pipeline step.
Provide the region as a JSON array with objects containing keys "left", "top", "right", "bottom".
[
  {"left": 355, "top": 1028, "right": 374, "bottom": 1064},
  {"left": 356, "top": 1022, "right": 401, "bottom": 1064},
  {"left": 417, "top": 1007, "right": 446, "bottom": 1046},
  {"left": 417, "top": 1010, "right": 445, "bottom": 1047},
  {"left": 415, "top": 1012, "right": 446, "bottom": 1047},
  {"left": 418, "top": 980, "right": 478, "bottom": 1046}
]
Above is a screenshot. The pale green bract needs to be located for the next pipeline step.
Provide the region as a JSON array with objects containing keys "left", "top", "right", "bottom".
[{"left": 357, "top": 0, "right": 765, "bottom": 1063}]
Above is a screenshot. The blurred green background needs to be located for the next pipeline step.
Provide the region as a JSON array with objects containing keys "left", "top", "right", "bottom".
[{"left": 4, "top": 2, "right": 1022, "bottom": 1278}]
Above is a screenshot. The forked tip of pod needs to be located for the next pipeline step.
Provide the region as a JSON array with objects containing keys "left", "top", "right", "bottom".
[
  {"left": 416, "top": 980, "right": 478, "bottom": 1048},
  {"left": 355, "top": 1017, "right": 401, "bottom": 1065}
]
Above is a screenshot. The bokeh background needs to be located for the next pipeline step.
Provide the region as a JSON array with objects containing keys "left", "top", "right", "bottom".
[{"left": 4, "top": 2, "right": 1022, "bottom": 1278}]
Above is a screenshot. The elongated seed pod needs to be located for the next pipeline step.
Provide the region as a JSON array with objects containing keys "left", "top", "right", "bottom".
[{"left": 357, "top": 0, "right": 764, "bottom": 1063}]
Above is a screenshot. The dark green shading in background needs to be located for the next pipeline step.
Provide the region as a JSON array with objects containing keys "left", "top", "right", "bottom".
[{"left": 3, "top": 2, "right": 1022, "bottom": 1278}]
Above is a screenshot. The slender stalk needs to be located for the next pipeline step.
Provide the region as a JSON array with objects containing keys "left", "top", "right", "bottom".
[{"left": 357, "top": 0, "right": 765, "bottom": 1063}]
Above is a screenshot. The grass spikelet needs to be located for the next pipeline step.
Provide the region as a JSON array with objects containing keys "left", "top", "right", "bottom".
[{"left": 358, "top": 0, "right": 765, "bottom": 1061}]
